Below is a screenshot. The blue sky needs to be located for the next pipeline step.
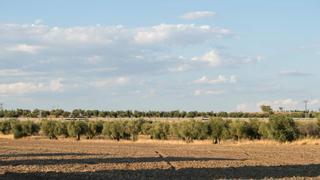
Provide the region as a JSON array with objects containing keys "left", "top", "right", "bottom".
[{"left": 0, "top": 0, "right": 319, "bottom": 111}]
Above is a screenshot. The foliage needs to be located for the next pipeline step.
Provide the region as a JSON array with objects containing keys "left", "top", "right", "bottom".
[
  {"left": 208, "top": 118, "right": 228, "bottom": 144},
  {"left": 11, "top": 121, "right": 40, "bottom": 139},
  {"left": 102, "top": 121, "right": 130, "bottom": 141},
  {"left": 268, "top": 115, "right": 299, "bottom": 142},
  {"left": 41, "top": 120, "right": 59, "bottom": 139},
  {"left": 297, "top": 121, "right": 320, "bottom": 138},
  {"left": 67, "top": 120, "right": 88, "bottom": 140},
  {"left": 0, "top": 119, "right": 16, "bottom": 134},
  {"left": 149, "top": 122, "right": 170, "bottom": 140},
  {"left": 87, "top": 121, "right": 103, "bottom": 139}
]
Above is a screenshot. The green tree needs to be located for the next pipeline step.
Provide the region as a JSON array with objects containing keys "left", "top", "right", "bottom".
[
  {"left": 150, "top": 122, "right": 170, "bottom": 140},
  {"left": 0, "top": 120, "right": 14, "bottom": 134},
  {"left": 11, "top": 121, "right": 40, "bottom": 139},
  {"left": 208, "top": 118, "right": 227, "bottom": 144},
  {"left": 260, "top": 105, "right": 273, "bottom": 115},
  {"left": 268, "top": 115, "right": 299, "bottom": 142},
  {"left": 67, "top": 120, "right": 88, "bottom": 140},
  {"left": 87, "top": 121, "right": 103, "bottom": 139},
  {"left": 41, "top": 120, "right": 59, "bottom": 139}
]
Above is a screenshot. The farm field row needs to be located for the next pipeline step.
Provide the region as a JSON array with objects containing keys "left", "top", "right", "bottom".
[{"left": 0, "top": 138, "right": 320, "bottom": 179}]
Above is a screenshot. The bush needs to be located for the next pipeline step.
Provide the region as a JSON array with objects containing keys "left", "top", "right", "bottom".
[
  {"left": 102, "top": 121, "right": 130, "bottom": 141},
  {"left": 56, "top": 121, "right": 69, "bottom": 137},
  {"left": 0, "top": 120, "right": 15, "bottom": 134},
  {"left": 87, "top": 121, "right": 103, "bottom": 139},
  {"left": 126, "top": 119, "right": 145, "bottom": 141},
  {"left": 245, "top": 119, "right": 262, "bottom": 140},
  {"left": 208, "top": 118, "right": 228, "bottom": 144},
  {"left": 229, "top": 119, "right": 262, "bottom": 141},
  {"left": 177, "top": 120, "right": 208, "bottom": 142},
  {"left": 258, "top": 122, "right": 272, "bottom": 139},
  {"left": 150, "top": 122, "right": 170, "bottom": 140},
  {"left": 297, "top": 121, "right": 320, "bottom": 138},
  {"left": 67, "top": 120, "right": 88, "bottom": 140},
  {"left": 41, "top": 120, "right": 59, "bottom": 139},
  {"left": 268, "top": 115, "right": 299, "bottom": 142},
  {"left": 141, "top": 121, "right": 152, "bottom": 135},
  {"left": 11, "top": 121, "right": 40, "bottom": 139}
]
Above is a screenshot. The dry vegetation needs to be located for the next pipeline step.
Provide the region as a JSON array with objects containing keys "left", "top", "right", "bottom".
[{"left": 0, "top": 137, "right": 320, "bottom": 179}]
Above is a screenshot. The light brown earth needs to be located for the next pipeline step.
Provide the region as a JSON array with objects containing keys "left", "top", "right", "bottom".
[{"left": 0, "top": 137, "right": 320, "bottom": 179}]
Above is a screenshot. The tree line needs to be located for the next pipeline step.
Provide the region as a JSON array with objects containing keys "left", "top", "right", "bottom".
[
  {"left": 0, "top": 107, "right": 318, "bottom": 119},
  {"left": 1, "top": 115, "right": 320, "bottom": 143}
]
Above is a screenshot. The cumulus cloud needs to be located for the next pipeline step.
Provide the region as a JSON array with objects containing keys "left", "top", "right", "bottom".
[
  {"left": 194, "top": 89, "right": 224, "bottom": 96},
  {"left": 192, "top": 50, "right": 221, "bottom": 67},
  {"left": 181, "top": 11, "right": 216, "bottom": 20},
  {"left": 0, "top": 79, "right": 64, "bottom": 95},
  {"left": 194, "top": 75, "right": 237, "bottom": 84},
  {"left": 133, "top": 24, "right": 231, "bottom": 45}
]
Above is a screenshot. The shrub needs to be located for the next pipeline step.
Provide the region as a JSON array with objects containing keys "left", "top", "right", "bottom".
[
  {"left": 56, "top": 121, "right": 69, "bottom": 137},
  {"left": 67, "top": 120, "right": 88, "bottom": 140},
  {"left": 268, "top": 115, "right": 299, "bottom": 142},
  {"left": 229, "top": 120, "right": 246, "bottom": 140},
  {"left": 258, "top": 121, "right": 272, "bottom": 139},
  {"left": 141, "top": 121, "right": 153, "bottom": 135},
  {"left": 102, "top": 121, "right": 130, "bottom": 141},
  {"left": 87, "top": 121, "right": 103, "bottom": 139},
  {"left": 177, "top": 120, "right": 196, "bottom": 142},
  {"left": 41, "top": 120, "right": 59, "bottom": 139},
  {"left": 11, "top": 121, "right": 40, "bottom": 139},
  {"left": 0, "top": 120, "right": 14, "bottom": 134},
  {"left": 12, "top": 123, "right": 24, "bottom": 139},
  {"left": 297, "top": 121, "right": 320, "bottom": 138},
  {"left": 208, "top": 118, "right": 228, "bottom": 144},
  {"left": 245, "top": 119, "right": 262, "bottom": 140},
  {"left": 150, "top": 122, "right": 170, "bottom": 140},
  {"left": 126, "top": 119, "right": 145, "bottom": 141}
]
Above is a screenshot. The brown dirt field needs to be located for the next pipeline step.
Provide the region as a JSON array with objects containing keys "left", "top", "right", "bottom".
[{"left": 0, "top": 138, "right": 320, "bottom": 179}]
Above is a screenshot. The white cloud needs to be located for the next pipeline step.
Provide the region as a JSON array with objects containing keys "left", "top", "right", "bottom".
[
  {"left": 181, "top": 11, "right": 216, "bottom": 20},
  {"left": 6, "top": 44, "right": 44, "bottom": 54},
  {"left": 90, "top": 77, "right": 130, "bottom": 88},
  {"left": 194, "top": 89, "right": 224, "bottom": 96},
  {"left": 134, "top": 24, "right": 231, "bottom": 45},
  {"left": 0, "top": 79, "right": 63, "bottom": 95},
  {"left": 192, "top": 50, "right": 221, "bottom": 67},
  {"left": 309, "top": 99, "right": 320, "bottom": 106},
  {"left": 236, "top": 103, "right": 250, "bottom": 112},
  {"left": 194, "top": 75, "right": 237, "bottom": 84},
  {"left": 257, "top": 99, "right": 299, "bottom": 109},
  {"left": 49, "top": 79, "right": 64, "bottom": 92}
]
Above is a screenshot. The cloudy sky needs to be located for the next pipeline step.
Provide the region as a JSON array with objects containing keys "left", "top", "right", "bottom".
[{"left": 0, "top": 0, "right": 319, "bottom": 111}]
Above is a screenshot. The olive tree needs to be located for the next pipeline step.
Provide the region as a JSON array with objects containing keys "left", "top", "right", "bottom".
[{"left": 67, "top": 120, "right": 88, "bottom": 140}]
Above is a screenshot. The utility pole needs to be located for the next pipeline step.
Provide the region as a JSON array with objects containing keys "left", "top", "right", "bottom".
[{"left": 303, "top": 100, "right": 308, "bottom": 118}]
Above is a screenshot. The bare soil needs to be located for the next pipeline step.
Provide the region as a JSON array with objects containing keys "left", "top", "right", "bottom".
[{"left": 0, "top": 138, "right": 320, "bottom": 179}]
